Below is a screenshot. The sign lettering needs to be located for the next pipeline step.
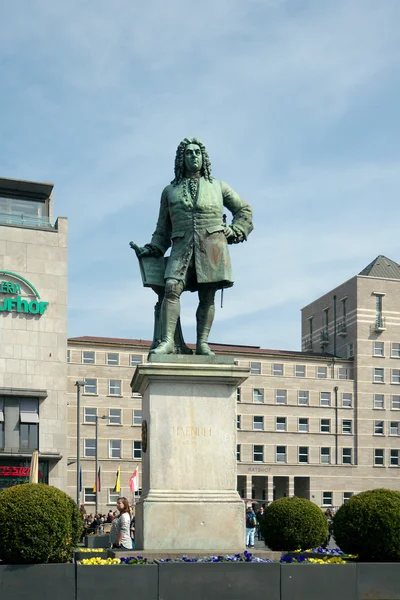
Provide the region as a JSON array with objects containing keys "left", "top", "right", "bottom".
[{"left": 0, "top": 271, "right": 49, "bottom": 315}]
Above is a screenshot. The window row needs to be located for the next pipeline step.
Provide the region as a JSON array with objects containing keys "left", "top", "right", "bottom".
[
  {"left": 84, "top": 439, "right": 142, "bottom": 459},
  {"left": 68, "top": 351, "right": 144, "bottom": 367},
  {"left": 373, "top": 368, "right": 400, "bottom": 384},
  {"left": 236, "top": 444, "right": 355, "bottom": 465},
  {"left": 0, "top": 398, "right": 40, "bottom": 451},
  {"left": 373, "top": 342, "right": 400, "bottom": 358},
  {"left": 373, "top": 394, "right": 400, "bottom": 410},
  {"left": 373, "top": 420, "right": 400, "bottom": 435},
  {"left": 322, "top": 491, "right": 353, "bottom": 506},
  {"left": 83, "top": 487, "right": 142, "bottom": 504},
  {"left": 82, "top": 379, "right": 124, "bottom": 396},
  {"left": 83, "top": 408, "right": 142, "bottom": 426},
  {"left": 249, "top": 361, "right": 351, "bottom": 379},
  {"left": 374, "top": 449, "right": 400, "bottom": 466},
  {"left": 239, "top": 415, "right": 354, "bottom": 434},
  {"left": 242, "top": 388, "right": 353, "bottom": 407}
]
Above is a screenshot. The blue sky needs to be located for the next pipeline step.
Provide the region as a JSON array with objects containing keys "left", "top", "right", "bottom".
[{"left": 2, "top": 0, "right": 400, "bottom": 350}]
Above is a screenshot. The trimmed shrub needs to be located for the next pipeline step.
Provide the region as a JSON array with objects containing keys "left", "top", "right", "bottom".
[
  {"left": 260, "top": 497, "right": 328, "bottom": 551},
  {"left": 333, "top": 488, "right": 400, "bottom": 561},
  {"left": 0, "top": 483, "right": 83, "bottom": 564}
]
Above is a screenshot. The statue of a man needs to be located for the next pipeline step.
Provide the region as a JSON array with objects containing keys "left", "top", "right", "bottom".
[{"left": 137, "top": 137, "right": 253, "bottom": 356}]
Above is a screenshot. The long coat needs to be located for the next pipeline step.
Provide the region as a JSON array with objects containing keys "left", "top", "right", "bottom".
[{"left": 150, "top": 177, "right": 253, "bottom": 290}]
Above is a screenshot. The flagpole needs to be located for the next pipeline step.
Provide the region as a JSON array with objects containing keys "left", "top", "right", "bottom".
[{"left": 95, "top": 415, "right": 99, "bottom": 514}]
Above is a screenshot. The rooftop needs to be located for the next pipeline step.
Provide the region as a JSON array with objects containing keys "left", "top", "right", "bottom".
[{"left": 359, "top": 255, "right": 400, "bottom": 280}]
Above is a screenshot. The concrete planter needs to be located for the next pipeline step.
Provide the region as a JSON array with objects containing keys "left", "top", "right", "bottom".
[
  {"left": 76, "top": 564, "right": 158, "bottom": 600},
  {"left": 0, "top": 563, "right": 75, "bottom": 600},
  {"left": 157, "top": 561, "right": 280, "bottom": 600},
  {"left": 357, "top": 563, "right": 400, "bottom": 599},
  {"left": 281, "top": 563, "right": 357, "bottom": 600},
  {"left": 84, "top": 534, "right": 110, "bottom": 549}
]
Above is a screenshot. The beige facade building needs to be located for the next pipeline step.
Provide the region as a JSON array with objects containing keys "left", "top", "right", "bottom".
[
  {"left": 0, "top": 177, "right": 68, "bottom": 492},
  {"left": 67, "top": 255, "right": 400, "bottom": 512}
]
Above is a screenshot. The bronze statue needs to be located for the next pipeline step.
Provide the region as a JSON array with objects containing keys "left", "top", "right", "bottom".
[{"left": 130, "top": 137, "right": 253, "bottom": 356}]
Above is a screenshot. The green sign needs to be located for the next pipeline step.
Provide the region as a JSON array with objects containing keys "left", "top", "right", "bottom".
[{"left": 0, "top": 271, "right": 49, "bottom": 315}]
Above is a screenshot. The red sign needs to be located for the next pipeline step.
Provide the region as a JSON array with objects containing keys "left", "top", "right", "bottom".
[{"left": 0, "top": 466, "right": 30, "bottom": 477}]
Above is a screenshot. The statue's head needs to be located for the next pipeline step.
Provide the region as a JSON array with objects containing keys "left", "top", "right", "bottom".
[{"left": 172, "top": 137, "right": 213, "bottom": 185}]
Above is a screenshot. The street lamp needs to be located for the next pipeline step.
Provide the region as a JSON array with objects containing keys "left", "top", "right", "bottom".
[
  {"left": 95, "top": 414, "right": 107, "bottom": 514},
  {"left": 75, "top": 380, "right": 86, "bottom": 506}
]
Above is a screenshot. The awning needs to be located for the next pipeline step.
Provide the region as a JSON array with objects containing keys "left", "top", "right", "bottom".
[{"left": 20, "top": 412, "right": 39, "bottom": 424}]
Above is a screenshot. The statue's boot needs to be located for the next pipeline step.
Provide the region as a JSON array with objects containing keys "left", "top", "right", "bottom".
[
  {"left": 150, "top": 297, "right": 180, "bottom": 355},
  {"left": 196, "top": 301, "right": 215, "bottom": 356}
]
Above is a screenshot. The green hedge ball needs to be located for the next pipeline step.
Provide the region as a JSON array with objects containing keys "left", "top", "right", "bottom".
[
  {"left": 0, "top": 483, "right": 83, "bottom": 564},
  {"left": 260, "top": 497, "right": 328, "bottom": 551},
  {"left": 333, "top": 488, "right": 400, "bottom": 562}
]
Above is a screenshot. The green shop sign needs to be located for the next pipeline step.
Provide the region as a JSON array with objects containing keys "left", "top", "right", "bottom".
[{"left": 0, "top": 271, "right": 49, "bottom": 315}]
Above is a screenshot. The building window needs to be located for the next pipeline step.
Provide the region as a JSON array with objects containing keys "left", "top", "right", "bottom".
[
  {"left": 322, "top": 492, "right": 333, "bottom": 506},
  {"left": 376, "top": 294, "right": 383, "bottom": 324},
  {"left": 276, "top": 417, "right": 287, "bottom": 432},
  {"left": 342, "top": 448, "right": 352, "bottom": 464},
  {"left": 374, "top": 449, "right": 384, "bottom": 466},
  {"left": 84, "top": 488, "right": 96, "bottom": 503},
  {"left": 276, "top": 446, "right": 286, "bottom": 463},
  {"left": 298, "top": 417, "right": 309, "bottom": 432},
  {"left": 298, "top": 446, "right": 309, "bottom": 463},
  {"left": 295, "top": 365, "right": 306, "bottom": 377},
  {"left": 109, "top": 489, "right": 120, "bottom": 504},
  {"left": 253, "top": 416, "right": 264, "bottom": 431},
  {"left": 276, "top": 389, "right": 287, "bottom": 405},
  {"left": 298, "top": 391, "right": 309, "bottom": 405},
  {"left": 109, "top": 439, "right": 121, "bottom": 458},
  {"left": 84, "top": 407, "right": 97, "bottom": 424},
  {"left": 390, "top": 421, "right": 400, "bottom": 435},
  {"left": 133, "top": 410, "right": 142, "bottom": 426},
  {"left": 253, "top": 388, "right": 264, "bottom": 403},
  {"left": 273, "top": 363, "right": 283, "bottom": 376},
  {"left": 392, "top": 395, "right": 400, "bottom": 410},
  {"left": 130, "top": 354, "right": 143, "bottom": 367},
  {"left": 392, "top": 343, "right": 400, "bottom": 358},
  {"left": 237, "top": 415, "right": 241, "bottom": 430},
  {"left": 342, "top": 420, "right": 352, "bottom": 434},
  {"left": 84, "top": 439, "right": 96, "bottom": 457},
  {"left": 320, "top": 447, "right": 331, "bottom": 464},
  {"left": 20, "top": 424, "right": 39, "bottom": 451},
  {"left": 320, "top": 419, "right": 331, "bottom": 433},
  {"left": 133, "top": 441, "right": 142, "bottom": 460},
  {"left": 338, "top": 367, "right": 350, "bottom": 380},
  {"left": 317, "top": 366, "right": 328, "bottom": 379},
  {"left": 67, "top": 350, "right": 71, "bottom": 363},
  {"left": 374, "top": 394, "right": 384, "bottom": 409},
  {"left": 109, "top": 380, "right": 122, "bottom": 396},
  {"left": 374, "top": 421, "right": 384, "bottom": 435},
  {"left": 347, "top": 343, "right": 354, "bottom": 358},
  {"left": 392, "top": 369, "right": 400, "bottom": 384},
  {"left": 320, "top": 392, "right": 331, "bottom": 407},
  {"left": 109, "top": 408, "right": 122, "bottom": 425},
  {"left": 20, "top": 398, "right": 39, "bottom": 422},
  {"left": 343, "top": 492, "right": 353, "bottom": 502},
  {"left": 390, "top": 449, "right": 399, "bottom": 466},
  {"left": 84, "top": 379, "right": 97, "bottom": 395},
  {"left": 250, "top": 362, "right": 261, "bottom": 375},
  {"left": 82, "top": 351, "right": 95, "bottom": 364},
  {"left": 374, "top": 368, "right": 384, "bottom": 383},
  {"left": 323, "top": 309, "right": 329, "bottom": 331},
  {"left": 374, "top": 342, "right": 384, "bottom": 357},
  {"left": 342, "top": 393, "right": 352, "bottom": 408},
  {"left": 0, "top": 404, "right": 3, "bottom": 450},
  {"left": 253, "top": 445, "right": 264, "bottom": 462},
  {"left": 236, "top": 388, "right": 241, "bottom": 402},
  {"left": 107, "top": 352, "right": 119, "bottom": 366},
  {"left": 236, "top": 444, "right": 241, "bottom": 461}
]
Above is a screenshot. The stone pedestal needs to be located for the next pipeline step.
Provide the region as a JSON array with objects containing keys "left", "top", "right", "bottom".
[{"left": 130, "top": 355, "right": 249, "bottom": 551}]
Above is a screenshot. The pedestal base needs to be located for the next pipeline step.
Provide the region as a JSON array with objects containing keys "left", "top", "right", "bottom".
[{"left": 131, "top": 356, "right": 250, "bottom": 552}]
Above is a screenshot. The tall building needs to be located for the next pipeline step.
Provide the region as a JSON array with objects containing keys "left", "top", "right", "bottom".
[
  {"left": 0, "top": 177, "right": 68, "bottom": 492},
  {"left": 67, "top": 255, "right": 400, "bottom": 512}
]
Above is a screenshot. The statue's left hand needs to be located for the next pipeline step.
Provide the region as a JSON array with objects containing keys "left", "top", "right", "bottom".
[{"left": 224, "top": 226, "right": 244, "bottom": 244}]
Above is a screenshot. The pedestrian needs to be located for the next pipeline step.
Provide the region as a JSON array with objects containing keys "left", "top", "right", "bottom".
[
  {"left": 110, "top": 497, "right": 133, "bottom": 551},
  {"left": 256, "top": 506, "right": 265, "bottom": 541},
  {"left": 323, "top": 508, "right": 334, "bottom": 548},
  {"left": 245, "top": 505, "right": 257, "bottom": 548}
]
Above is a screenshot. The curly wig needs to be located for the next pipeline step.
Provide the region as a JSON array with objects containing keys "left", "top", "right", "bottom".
[{"left": 171, "top": 137, "right": 213, "bottom": 185}]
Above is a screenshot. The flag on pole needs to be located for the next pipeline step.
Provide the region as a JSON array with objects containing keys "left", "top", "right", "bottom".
[
  {"left": 92, "top": 467, "right": 101, "bottom": 493},
  {"left": 113, "top": 465, "right": 121, "bottom": 493},
  {"left": 129, "top": 467, "right": 138, "bottom": 493}
]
